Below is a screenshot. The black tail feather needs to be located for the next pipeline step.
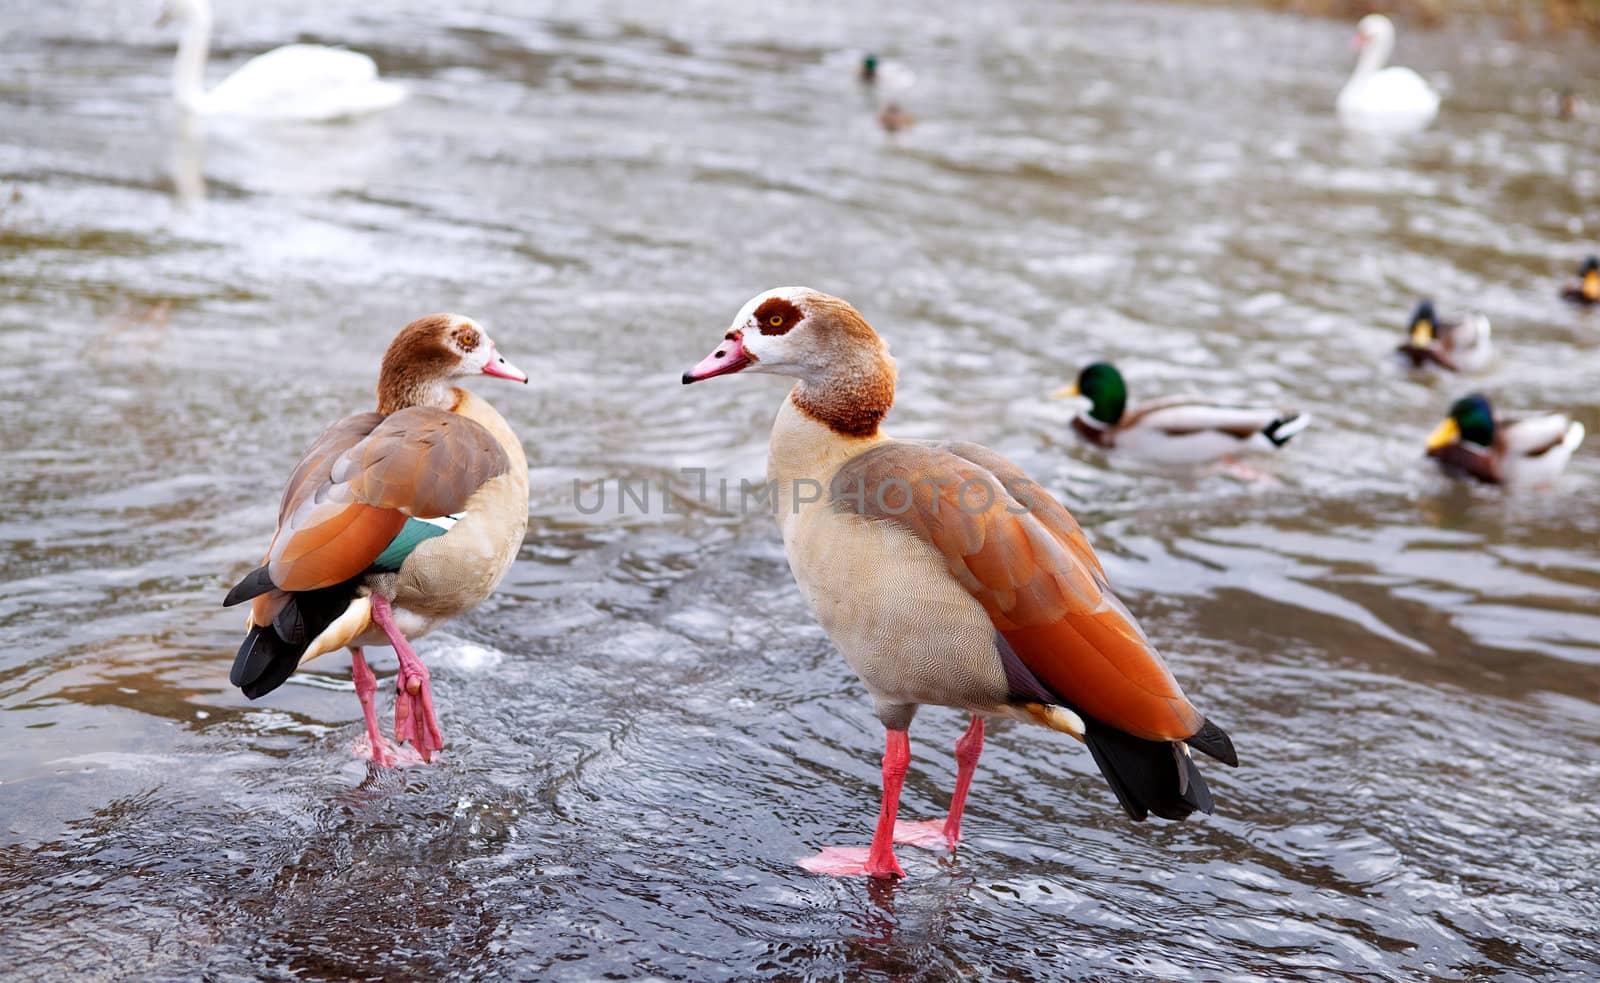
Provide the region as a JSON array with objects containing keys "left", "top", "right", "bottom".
[
  {"left": 228, "top": 577, "right": 363, "bottom": 700},
  {"left": 1084, "top": 717, "right": 1216, "bottom": 822},
  {"left": 223, "top": 565, "right": 276, "bottom": 607},
  {"left": 1184, "top": 717, "right": 1239, "bottom": 767},
  {"left": 1260, "top": 415, "right": 1305, "bottom": 448},
  {"left": 230, "top": 626, "right": 304, "bottom": 699}
]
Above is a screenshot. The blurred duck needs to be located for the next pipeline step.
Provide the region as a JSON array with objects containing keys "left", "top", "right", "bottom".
[
  {"left": 877, "top": 102, "right": 916, "bottom": 135},
  {"left": 224, "top": 315, "right": 529, "bottom": 766},
  {"left": 1561, "top": 256, "right": 1600, "bottom": 306},
  {"left": 1395, "top": 299, "right": 1492, "bottom": 373},
  {"left": 1426, "top": 393, "right": 1584, "bottom": 487},
  {"left": 1337, "top": 14, "right": 1439, "bottom": 132},
  {"left": 160, "top": 0, "right": 405, "bottom": 120},
  {"left": 1555, "top": 88, "right": 1585, "bottom": 121},
  {"left": 1056, "top": 362, "right": 1309, "bottom": 465},
  {"left": 858, "top": 52, "right": 915, "bottom": 91},
  {"left": 683, "top": 288, "right": 1236, "bottom": 879}
]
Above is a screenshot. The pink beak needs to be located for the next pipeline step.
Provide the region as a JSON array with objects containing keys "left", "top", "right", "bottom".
[
  {"left": 481, "top": 343, "right": 528, "bottom": 382},
  {"left": 1352, "top": 33, "right": 1367, "bottom": 51},
  {"left": 682, "top": 332, "right": 754, "bottom": 384}
]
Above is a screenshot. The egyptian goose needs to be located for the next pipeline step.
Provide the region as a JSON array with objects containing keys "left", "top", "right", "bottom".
[
  {"left": 1336, "top": 14, "right": 1439, "bottom": 133},
  {"left": 224, "top": 314, "right": 529, "bottom": 766},
  {"left": 1055, "top": 362, "right": 1308, "bottom": 465},
  {"left": 682, "top": 288, "right": 1237, "bottom": 878},
  {"left": 1562, "top": 256, "right": 1599, "bottom": 306},
  {"left": 160, "top": 0, "right": 405, "bottom": 120},
  {"left": 1425, "top": 393, "right": 1585, "bottom": 487},
  {"left": 1395, "top": 299, "right": 1493, "bottom": 373}
]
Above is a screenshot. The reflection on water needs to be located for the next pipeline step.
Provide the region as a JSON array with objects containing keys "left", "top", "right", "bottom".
[{"left": 3, "top": 0, "right": 1600, "bottom": 978}]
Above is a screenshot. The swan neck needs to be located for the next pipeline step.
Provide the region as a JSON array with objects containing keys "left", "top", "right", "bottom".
[
  {"left": 173, "top": 9, "right": 213, "bottom": 110},
  {"left": 1351, "top": 32, "right": 1391, "bottom": 82}
]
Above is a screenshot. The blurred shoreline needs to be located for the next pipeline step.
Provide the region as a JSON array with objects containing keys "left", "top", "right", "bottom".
[{"left": 1252, "top": 0, "right": 1600, "bottom": 37}]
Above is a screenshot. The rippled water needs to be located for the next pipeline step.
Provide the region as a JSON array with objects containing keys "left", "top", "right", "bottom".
[{"left": 4, "top": 0, "right": 1600, "bottom": 978}]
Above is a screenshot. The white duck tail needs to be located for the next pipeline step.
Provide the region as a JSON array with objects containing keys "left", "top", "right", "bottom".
[
  {"left": 1251, "top": 412, "right": 1312, "bottom": 451},
  {"left": 1504, "top": 416, "right": 1586, "bottom": 487}
]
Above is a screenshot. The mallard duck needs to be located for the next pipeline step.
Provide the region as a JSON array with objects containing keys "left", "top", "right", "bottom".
[
  {"left": 1055, "top": 362, "right": 1309, "bottom": 465},
  {"left": 1396, "top": 299, "right": 1492, "bottom": 373},
  {"left": 682, "top": 288, "right": 1236, "bottom": 879},
  {"left": 859, "top": 53, "right": 879, "bottom": 85},
  {"left": 224, "top": 314, "right": 529, "bottom": 766},
  {"left": 1337, "top": 14, "right": 1440, "bottom": 133},
  {"left": 857, "top": 52, "right": 915, "bottom": 90},
  {"left": 1425, "top": 393, "right": 1585, "bottom": 486},
  {"left": 1561, "top": 256, "right": 1599, "bottom": 306}
]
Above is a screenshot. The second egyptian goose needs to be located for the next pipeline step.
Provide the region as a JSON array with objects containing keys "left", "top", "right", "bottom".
[
  {"left": 682, "top": 288, "right": 1237, "bottom": 878},
  {"left": 1056, "top": 362, "right": 1309, "bottom": 465},
  {"left": 224, "top": 314, "right": 529, "bottom": 766}
]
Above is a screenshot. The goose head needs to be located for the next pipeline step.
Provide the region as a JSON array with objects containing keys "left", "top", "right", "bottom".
[
  {"left": 682, "top": 287, "right": 896, "bottom": 436},
  {"left": 378, "top": 313, "right": 528, "bottom": 413},
  {"left": 682, "top": 288, "right": 890, "bottom": 385}
]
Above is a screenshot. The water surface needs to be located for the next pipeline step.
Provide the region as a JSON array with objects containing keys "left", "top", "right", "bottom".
[{"left": 3, "top": 1, "right": 1600, "bottom": 978}]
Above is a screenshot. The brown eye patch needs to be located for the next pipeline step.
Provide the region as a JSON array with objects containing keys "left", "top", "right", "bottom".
[
  {"left": 754, "top": 297, "right": 803, "bottom": 336},
  {"left": 453, "top": 325, "right": 481, "bottom": 352}
]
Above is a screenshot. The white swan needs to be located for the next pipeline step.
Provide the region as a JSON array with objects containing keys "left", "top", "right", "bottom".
[
  {"left": 1337, "top": 14, "right": 1439, "bottom": 132},
  {"left": 160, "top": 0, "right": 404, "bottom": 121}
]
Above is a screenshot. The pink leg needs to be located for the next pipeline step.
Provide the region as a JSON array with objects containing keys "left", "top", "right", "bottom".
[
  {"left": 1221, "top": 457, "right": 1275, "bottom": 483},
  {"left": 894, "top": 715, "right": 984, "bottom": 852},
  {"left": 368, "top": 594, "right": 444, "bottom": 763},
  {"left": 350, "top": 648, "right": 396, "bottom": 768},
  {"left": 799, "top": 730, "right": 910, "bottom": 879}
]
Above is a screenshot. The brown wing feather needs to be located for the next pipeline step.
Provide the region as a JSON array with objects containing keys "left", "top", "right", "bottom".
[
  {"left": 1116, "top": 396, "right": 1205, "bottom": 431},
  {"left": 261, "top": 407, "right": 511, "bottom": 593},
  {"left": 833, "top": 440, "right": 1203, "bottom": 741},
  {"left": 344, "top": 408, "right": 510, "bottom": 518},
  {"left": 275, "top": 413, "right": 385, "bottom": 525}
]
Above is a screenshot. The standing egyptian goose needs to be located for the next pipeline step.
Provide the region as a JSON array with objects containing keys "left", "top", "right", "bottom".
[
  {"left": 682, "top": 288, "right": 1237, "bottom": 878},
  {"left": 1425, "top": 393, "right": 1585, "bottom": 487},
  {"left": 1562, "top": 256, "right": 1599, "bottom": 306},
  {"left": 224, "top": 314, "right": 529, "bottom": 766},
  {"left": 1056, "top": 362, "right": 1308, "bottom": 465},
  {"left": 1395, "top": 299, "right": 1493, "bottom": 373}
]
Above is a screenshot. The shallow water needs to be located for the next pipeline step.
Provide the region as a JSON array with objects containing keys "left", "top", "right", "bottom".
[{"left": 3, "top": 0, "right": 1600, "bottom": 978}]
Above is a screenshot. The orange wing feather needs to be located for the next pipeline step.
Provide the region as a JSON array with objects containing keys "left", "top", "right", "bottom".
[
  {"left": 258, "top": 404, "right": 511, "bottom": 594},
  {"left": 833, "top": 440, "right": 1203, "bottom": 742}
]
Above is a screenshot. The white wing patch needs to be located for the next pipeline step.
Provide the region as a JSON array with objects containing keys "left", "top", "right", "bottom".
[{"left": 415, "top": 513, "right": 464, "bottom": 533}]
